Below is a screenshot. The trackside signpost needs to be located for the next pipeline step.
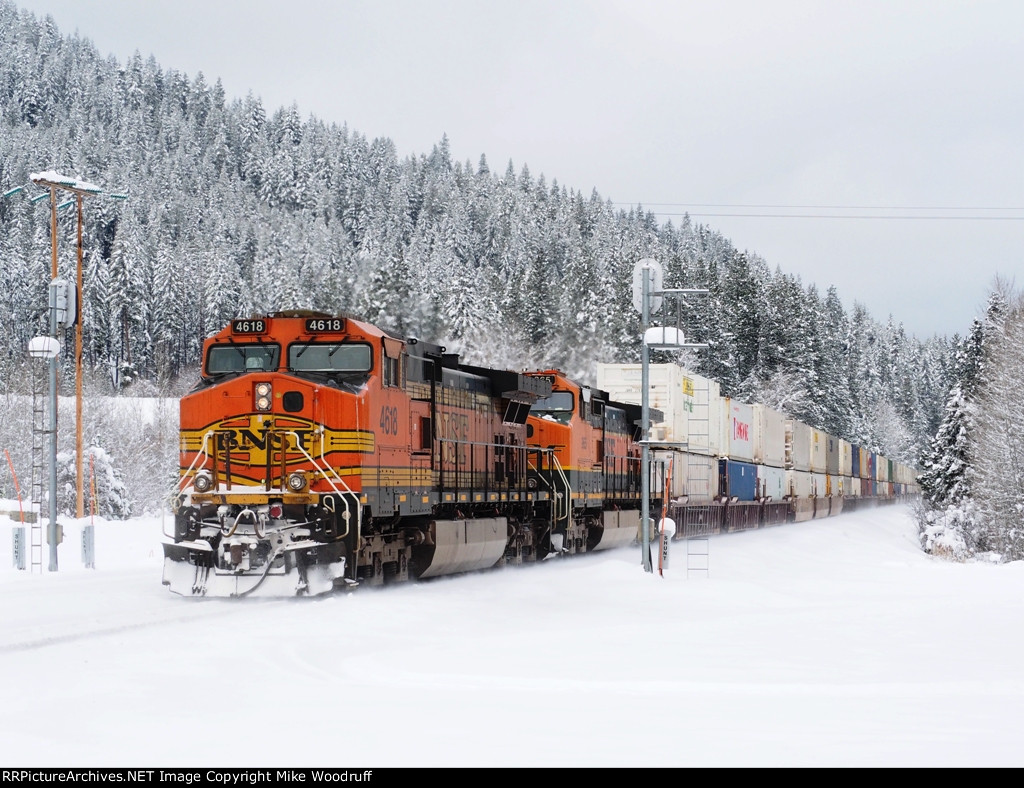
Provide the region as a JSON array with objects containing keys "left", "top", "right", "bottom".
[{"left": 659, "top": 517, "right": 676, "bottom": 575}]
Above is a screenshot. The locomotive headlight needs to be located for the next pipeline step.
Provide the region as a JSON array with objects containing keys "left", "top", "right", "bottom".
[
  {"left": 286, "top": 472, "right": 307, "bottom": 492},
  {"left": 254, "top": 381, "right": 273, "bottom": 412},
  {"left": 193, "top": 471, "right": 213, "bottom": 493}
]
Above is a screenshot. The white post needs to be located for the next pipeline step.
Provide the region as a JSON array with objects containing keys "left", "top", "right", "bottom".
[{"left": 640, "top": 266, "right": 652, "bottom": 573}]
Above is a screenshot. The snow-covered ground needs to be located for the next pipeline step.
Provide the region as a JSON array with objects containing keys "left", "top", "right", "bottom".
[{"left": 1, "top": 503, "right": 1022, "bottom": 768}]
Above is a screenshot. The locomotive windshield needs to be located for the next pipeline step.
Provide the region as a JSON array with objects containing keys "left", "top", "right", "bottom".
[
  {"left": 206, "top": 344, "right": 280, "bottom": 375},
  {"left": 288, "top": 342, "right": 372, "bottom": 374},
  {"left": 530, "top": 391, "right": 574, "bottom": 413}
]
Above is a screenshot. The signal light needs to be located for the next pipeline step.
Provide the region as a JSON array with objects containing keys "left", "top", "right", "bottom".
[
  {"left": 193, "top": 471, "right": 213, "bottom": 492},
  {"left": 286, "top": 472, "right": 307, "bottom": 492}
]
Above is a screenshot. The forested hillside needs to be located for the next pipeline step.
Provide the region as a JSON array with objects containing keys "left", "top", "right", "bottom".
[{"left": 0, "top": 0, "right": 952, "bottom": 471}]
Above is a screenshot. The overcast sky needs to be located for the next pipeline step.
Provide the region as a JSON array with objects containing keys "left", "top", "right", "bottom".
[{"left": 15, "top": 0, "right": 1024, "bottom": 339}]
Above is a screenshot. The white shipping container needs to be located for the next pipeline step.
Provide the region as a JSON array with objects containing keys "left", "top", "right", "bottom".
[
  {"left": 787, "top": 469, "right": 813, "bottom": 498},
  {"left": 596, "top": 362, "right": 721, "bottom": 455},
  {"left": 758, "top": 464, "right": 787, "bottom": 501},
  {"left": 752, "top": 404, "right": 787, "bottom": 468},
  {"left": 786, "top": 419, "right": 812, "bottom": 472},
  {"left": 844, "top": 476, "right": 859, "bottom": 497},
  {"left": 839, "top": 439, "right": 853, "bottom": 478},
  {"left": 811, "top": 472, "right": 828, "bottom": 497},
  {"left": 653, "top": 449, "right": 718, "bottom": 501},
  {"left": 720, "top": 397, "right": 754, "bottom": 462},
  {"left": 810, "top": 429, "right": 827, "bottom": 473}
]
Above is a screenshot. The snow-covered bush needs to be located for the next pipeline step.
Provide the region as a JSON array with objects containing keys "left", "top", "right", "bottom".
[
  {"left": 57, "top": 446, "right": 131, "bottom": 519},
  {"left": 917, "top": 503, "right": 971, "bottom": 562}
]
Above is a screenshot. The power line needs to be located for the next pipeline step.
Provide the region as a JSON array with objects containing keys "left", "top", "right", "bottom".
[
  {"left": 610, "top": 201, "right": 1024, "bottom": 220},
  {"left": 613, "top": 201, "right": 1024, "bottom": 210},
  {"left": 650, "top": 212, "right": 1024, "bottom": 220}
]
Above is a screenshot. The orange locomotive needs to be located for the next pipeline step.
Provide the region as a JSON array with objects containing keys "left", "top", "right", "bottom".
[
  {"left": 524, "top": 370, "right": 652, "bottom": 556},
  {"left": 163, "top": 311, "right": 653, "bottom": 597}
]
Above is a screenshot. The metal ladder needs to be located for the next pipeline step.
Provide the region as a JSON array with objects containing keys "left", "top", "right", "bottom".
[
  {"left": 686, "top": 537, "right": 710, "bottom": 578},
  {"left": 28, "top": 357, "right": 47, "bottom": 572},
  {"left": 687, "top": 376, "right": 713, "bottom": 499}
]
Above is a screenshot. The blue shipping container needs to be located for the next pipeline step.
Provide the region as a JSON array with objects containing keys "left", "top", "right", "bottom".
[{"left": 719, "top": 459, "right": 758, "bottom": 501}]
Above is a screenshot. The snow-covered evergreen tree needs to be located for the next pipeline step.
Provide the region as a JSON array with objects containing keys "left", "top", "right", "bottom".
[
  {"left": 918, "top": 318, "right": 986, "bottom": 508},
  {"left": 963, "top": 285, "right": 1024, "bottom": 560}
]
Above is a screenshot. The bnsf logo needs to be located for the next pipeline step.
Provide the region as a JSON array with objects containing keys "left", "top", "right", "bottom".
[
  {"left": 223, "top": 428, "right": 313, "bottom": 453},
  {"left": 732, "top": 418, "right": 749, "bottom": 442}
]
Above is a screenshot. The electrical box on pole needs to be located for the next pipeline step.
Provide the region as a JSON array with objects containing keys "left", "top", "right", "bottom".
[{"left": 49, "top": 278, "right": 77, "bottom": 329}]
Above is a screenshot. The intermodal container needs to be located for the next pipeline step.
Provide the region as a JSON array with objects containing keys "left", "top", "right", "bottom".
[
  {"left": 719, "top": 459, "right": 758, "bottom": 501},
  {"left": 758, "top": 464, "right": 788, "bottom": 501},
  {"left": 721, "top": 398, "right": 754, "bottom": 463},
  {"left": 786, "top": 419, "right": 812, "bottom": 472},
  {"left": 595, "top": 362, "right": 722, "bottom": 455},
  {"left": 826, "top": 434, "right": 840, "bottom": 475},
  {"left": 839, "top": 439, "right": 853, "bottom": 478},
  {"left": 787, "top": 468, "right": 813, "bottom": 498},
  {"left": 654, "top": 449, "right": 719, "bottom": 502},
  {"left": 753, "top": 404, "right": 787, "bottom": 468},
  {"left": 810, "top": 428, "right": 827, "bottom": 473}
]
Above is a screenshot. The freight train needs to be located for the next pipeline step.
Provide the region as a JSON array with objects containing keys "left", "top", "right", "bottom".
[{"left": 162, "top": 311, "right": 919, "bottom": 597}]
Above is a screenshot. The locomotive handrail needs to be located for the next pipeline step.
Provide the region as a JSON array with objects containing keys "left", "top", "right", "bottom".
[
  {"left": 177, "top": 429, "right": 216, "bottom": 491},
  {"left": 284, "top": 429, "right": 355, "bottom": 539},
  {"left": 526, "top": 451, "right": 555, "bottom": 493},
  {"left": 436, "top": 437, "right": 549, "bottom": 499},
  {"left": 550, "top": 455, "right": 571, "bottom": 522},
  {"left": 432, "top": 435, "right": 569, "bottom": 522},
  {"left": 526, "top": 449, "right": 570, "bottom": 523},
  {"left": 313, "top": 428, "right": 356, "bottom": 496}
]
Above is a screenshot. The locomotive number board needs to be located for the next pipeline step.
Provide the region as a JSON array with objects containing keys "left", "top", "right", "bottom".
[
  {"left": 305, "top": 318, "right": 347, "bottom": 333},
  {"left": 231, "top": 319, "right": 269, "bottom": 334}
]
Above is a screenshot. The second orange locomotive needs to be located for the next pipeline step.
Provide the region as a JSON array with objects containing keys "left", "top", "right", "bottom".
[{"left": 164, "top": 311, "right": 654, "bottom": 596}]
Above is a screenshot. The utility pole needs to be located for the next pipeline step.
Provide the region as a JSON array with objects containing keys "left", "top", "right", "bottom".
[
  {"left": 74, "top": 193, "right": 86, "bottom": 518},
  {"left": 30, "top": 172, "right": 102, "bottom": 523},
  {"left": 6, "top": 173, "right": 122, "bottom": 569}
]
